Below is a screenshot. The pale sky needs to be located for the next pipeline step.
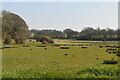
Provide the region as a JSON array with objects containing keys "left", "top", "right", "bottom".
[{"left": 2, "top": 2, "right": 118, "bottom": 31}]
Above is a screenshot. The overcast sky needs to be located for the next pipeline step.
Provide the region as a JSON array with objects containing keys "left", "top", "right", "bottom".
[{"left": 2, "top": 2, "right": 118, "bottom": 31}]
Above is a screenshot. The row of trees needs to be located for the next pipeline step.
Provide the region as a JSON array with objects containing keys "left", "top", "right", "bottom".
[
  {"left": 30, "top": 27, "right": 119, "bottom": 41},
  {"left": 1, "top": 10, "right": 119, "bottom": 44}
]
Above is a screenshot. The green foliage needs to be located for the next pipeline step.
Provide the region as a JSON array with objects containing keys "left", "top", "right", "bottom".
[
  {"left": 103, "top": 60, "right": 118, "bottom": 64},
  {"left": 31, "top": 27, "right": 118, "bottom": 41},
  {"left": 4, "top": 36, "right": 11, "bottom": 44},
  {"left": 2, "top": 10, "right": 28, "bottom": 44},
  {"left": 63, "top": 28, "right": 78, "bottom": 38},
  {"left": 40, "top": 36, "right": 54, "bottom": 43},
  {"left": 34, "top": 34, "right": 54, "bottom": 44}
]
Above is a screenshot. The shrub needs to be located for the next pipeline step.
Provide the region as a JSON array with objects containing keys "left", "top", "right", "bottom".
[
  {"left": 106, "top": 48, "right": 116, "bottom": 51},
  {"left": 96, "top": 57, "right": 99, "bottom": 60},
  {"left": 47, "top": 38, "right": 54, "bottom": 43},
  {"left": 54, "top": 45, "right": 60, "bottom": 47},
  {"left": 44, "top": 48, "right": 47, "bottom": 50},
  {"left": 116, "top": 53, "right": 120, "bottom": 57},
  {"left": 82, "top": 46, "right": 87, "bottom": 49},
  {"left": 42, "top": 41, "right": 47, "bottom": 44},
  {"left": 103, "top": 60, "right": 118, "bottom": 64},
  {"left": 112, "top": 51, "right": 117, "bottom": 54},
  {"left": 64, "top": 53, "right": 68, "bottom": 55},
  {"left": 105, "top": 45, "right": 113, "bottom": 47},
  {"left": 115, "top": 46, "right": 120, "bottom": 48},
  {"left": 3, "top": 46, "right": 18, "bottom": 49},
  {"left": 12, "top": 47, "right": 18, "bottom": 48},
  {"left": 23, "top": 45, "right": 29, "bottom": 47},
  {"left": 72, "top": 54, "right": 75, "bottom": 57},
  {"left": 89, "top": 45, "right": 92, "bottom": 46},
  {"left": 60, "top": 47, "right": 69, "bottom": 49},
  {"left": 4, "top": 37, "right": 12, "bottom": 44},
  {"left": 79, "top": 44, "right": 82, "bottom": 46},
  {"left": 10, "top": 39, "right": 16, "bottom": 44},
  {"left": 99, "top": 45, "right": 103, "bottom": 48},
  {"left": 3, "top": 46, "right": 12, "bottom": 48},
  {"left": 36, "top": 45, "right": 46, "bottom": 47},
  {"left": 108, "top": 52, "right": 112, "bottom": 54},
  {"left": 34, "top": 35, "right": 54, "bottom": 44}
]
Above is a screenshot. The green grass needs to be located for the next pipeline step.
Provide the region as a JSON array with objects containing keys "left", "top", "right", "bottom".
[{"left": 2, "top": 41, "right": 119, "bottom": 78}]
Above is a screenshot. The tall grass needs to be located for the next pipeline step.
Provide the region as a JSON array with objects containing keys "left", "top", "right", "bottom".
[
  {"left": 77, "top": 65, "right": 119, "bottom": 78},
  {"left": 2, "top": 64, "right": 118, "bottom": 78}
]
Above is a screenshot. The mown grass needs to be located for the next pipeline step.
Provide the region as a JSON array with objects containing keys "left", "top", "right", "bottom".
[{"left": 2, "top": 41, "right": 119, "bottom": 78}]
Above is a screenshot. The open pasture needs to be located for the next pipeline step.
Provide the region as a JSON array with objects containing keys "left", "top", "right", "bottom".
[{"left": 2, "top": 41, "right": 119, "bottom": 78}]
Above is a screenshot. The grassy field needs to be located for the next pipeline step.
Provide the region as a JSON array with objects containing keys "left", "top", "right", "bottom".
[{"left": 2, "top": 41, "right": 119, "bottom": 78}]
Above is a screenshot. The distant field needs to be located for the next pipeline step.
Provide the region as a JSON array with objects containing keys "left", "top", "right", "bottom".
[
  {"left": 54, "top": 39, "right": 118, "bottom": 44},
  {"left": 2, "top": 41, "right": 119, "bottom": 78}
]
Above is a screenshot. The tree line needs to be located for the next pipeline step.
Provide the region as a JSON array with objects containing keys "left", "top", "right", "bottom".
[
  {"left": 1, "top": 10, "right": 119, "bottom": 44},
  {"left": 30, "top": 27, "right": 119, "bottom": 41}
]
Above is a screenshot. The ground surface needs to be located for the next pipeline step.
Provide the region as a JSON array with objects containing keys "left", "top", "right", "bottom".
[{"left": 2, "top": 40, "right": 119, "bottom": 78}]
